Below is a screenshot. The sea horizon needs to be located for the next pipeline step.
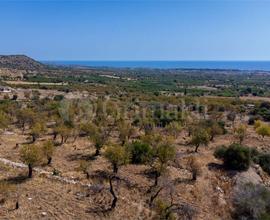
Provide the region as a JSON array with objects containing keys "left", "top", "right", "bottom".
[{"left": 42, "top": 60, "right": 270, "bottom": 71}]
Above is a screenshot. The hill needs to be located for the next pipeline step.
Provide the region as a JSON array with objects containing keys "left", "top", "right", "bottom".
[{"left": 0, "top": 55, "right": 45, "bottom": 70}]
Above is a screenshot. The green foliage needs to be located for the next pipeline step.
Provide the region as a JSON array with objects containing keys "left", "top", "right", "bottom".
[
  {"left": 129, "top": 141, "right": 153, "bottom": 164},
  {"left": 256, "top": 124, "right": 270, "bottom": 139},
  {"left": 253, "top": 102, "right": 270, "bottom": 122},
  {"left": 254, "top": 120, "right": 264, "bottom": 129},
  {"left": 190, "top": 128, "right": 210, "bottom": 152},
  {"left": 248, "top": 116, "right": 262, "bottom": 125},
  {"left": 53, "top": 94, "right": 64, "bottom": 101},
  {"left": 105, "top": 145, "right": 130, "bottom": 173},
  {"left": 87, "top": 122, "right": 110, "bottom": 155},
  {"left": 214, "top": 143, "right": 251, "bottom": 171},
  {"left": 258, "top": 154, "right": 270, "bottom": 175},
  {"left": 30, "top": 121, "right": 46, "bottom": 142},
  {"left": 16, "top": 108, "right": 36, "bottom": 130},
  {"left": 118, "top": 120, "right": 135, "bottom": 145},
  {"left": 155, "top": 143, "right": 176, "bottom": 165},
  {"left": 153, "top": 143, "right": 176, "bottom": 176},
  {"left": 165, "top": 121, "right": 182, "bottom": 138},
  {"left": 214, "top": 145, "right": 227, "bottom": 159},
  {"left": 205, "top": 120, "right": 224, "bottom": 141},
  {"left": 20, "top": 144, "right": 41, "bottom": 166},
  {"left": 42, "top": 140, "right": 54, "bottom": 164},
  {"left": 234, "top": 124, "right": 247, "bottom": 144},
  {"left": 55, "top": 122, "right": 73, "bottom": 144},
  {"left": 154, "top": 199, "right": 176, "bottom": 220}
]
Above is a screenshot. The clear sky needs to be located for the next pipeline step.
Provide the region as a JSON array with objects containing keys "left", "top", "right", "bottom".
[{"left": 0, "top": 0, "right": 270, "bottom": 61}]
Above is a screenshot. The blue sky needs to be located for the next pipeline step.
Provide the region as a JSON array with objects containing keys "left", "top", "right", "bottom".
[{"left": 0, "top": 0, "right": 270, "bottom": 61}]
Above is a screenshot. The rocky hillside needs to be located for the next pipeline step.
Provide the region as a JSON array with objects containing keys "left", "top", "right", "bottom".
[{"left": 0, "top": 55, "right": 45, "bottom": 70}]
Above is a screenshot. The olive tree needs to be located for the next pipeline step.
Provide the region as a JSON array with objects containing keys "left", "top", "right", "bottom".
[
  {"left": 16, "top": 108, "right": 36, "bottom": 133},
  {"left": 42, "top": 140, "right": 55, "bottom": 165},
  {"left": 190, "top": 128, "right": 210, "bottom": 152},
  {"left": 88, "top": 123, "right": 111, "bottom": 156},
  {"left": 54, "top": 123, "right": 73, "bottom": 145},
  {"left": 29, "top": 121, "right": 46, "bottom": 143},
  {"left": 207, "top": 121, "right": 224, "bottom": 141},
  {"left": 20, "top": 144, "right": 41, "bottom": 178},
  {"left": 165, "top": 121, "right": 182, "bottom": 138},
  {"left": 105, "top": 145, "right": 130, "bottom": 173},
  {"left": 118, "top": 120, "right": 135, "bottom": 145},
  {"left": 152, "top": 143, "right": 176, "bottom": 186}
]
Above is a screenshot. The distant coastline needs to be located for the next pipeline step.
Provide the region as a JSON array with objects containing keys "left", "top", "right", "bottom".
[{"left": 41, "top": 60, "right": 270, "bottom": 71}]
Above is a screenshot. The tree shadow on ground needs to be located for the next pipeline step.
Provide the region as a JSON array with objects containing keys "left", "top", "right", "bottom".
[
  {"left": 86, "top": 206, "right": 114, "bottom": 215},
  {"left": 207, "top": 162, "right": 224, "bottom": 171},
  {"left": 4, "top": 174, "right": 29, "bottom": 184},
  {"left": 89, "top": 170, "right": 111, "bottom": 182},
  {"left": 207, "top": 162, "right": 238, "bottom": 178},
  {"left": 173, "top": 178, "right": 194, "bottom": 185},
  {"left": 66, "top": 152, "right": 96, "bottom": 162}
]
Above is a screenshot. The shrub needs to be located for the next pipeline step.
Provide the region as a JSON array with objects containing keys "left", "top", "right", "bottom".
[
  {"left": 258, "top": 154, "right": 270, "bottom": 175},
  {"left": 214, "top": 145, "right": 227, "bottom": 159},
  {"left": 188, "top": 156, "right": 201, "bottom": 181},
  {"left": 233, "top": 183, "right": 270, "bottom": 220},
  {"left": 256, "top": 124, "right": 270, "bottom": 139},
  {"left": 248, "top": 116, "right": 262, "bottom": 125},
  {"left": 165, "top": 121, "right": 182, "bottom": 138},
  {"left": 129, "top": 141, "right": 152, "bottom": 164},
  {"left": 234, "top": 124, "right": 247, "bottom": 144},
  {"left": 214, "top": 143, "right": 251, "bottom": 171},
  {"left": 53, "top": 95, "right": 64, "bottom": 101},
  {"left": 254, "top": 120, "right": 263, "bottom": 129}
]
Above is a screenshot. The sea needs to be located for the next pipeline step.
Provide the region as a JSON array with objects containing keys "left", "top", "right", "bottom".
[{"left": 42, "top": 61, "right": 270, "bottom": 71}]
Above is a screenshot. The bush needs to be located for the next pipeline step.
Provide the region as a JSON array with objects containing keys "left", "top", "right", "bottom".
[
  {"left": 214, "top": 143, "right": 252, "bottom": 171},
  {"left": 54, "top": 95, "right": 64, "bottom": 101},
  {"left": 129, "top": 141, "right": 152, "bottom": 164},
  {"left": 214, "top": 145, "right": 227, "bottom": 159},
  {"left": 234, "top": 124, "right": 247, "bottom": 144},
  {"left": 248, "top": 115, "right": 262, "bottom": 125},
  {"left": 256, "top": 124, "right": 270, "bottom": 139},
  {"left": 258, "top": 154, "right": 270, "bottom": 175},
  {"left": 233, "top": 183, "right": 270, "bottom": 220}
]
